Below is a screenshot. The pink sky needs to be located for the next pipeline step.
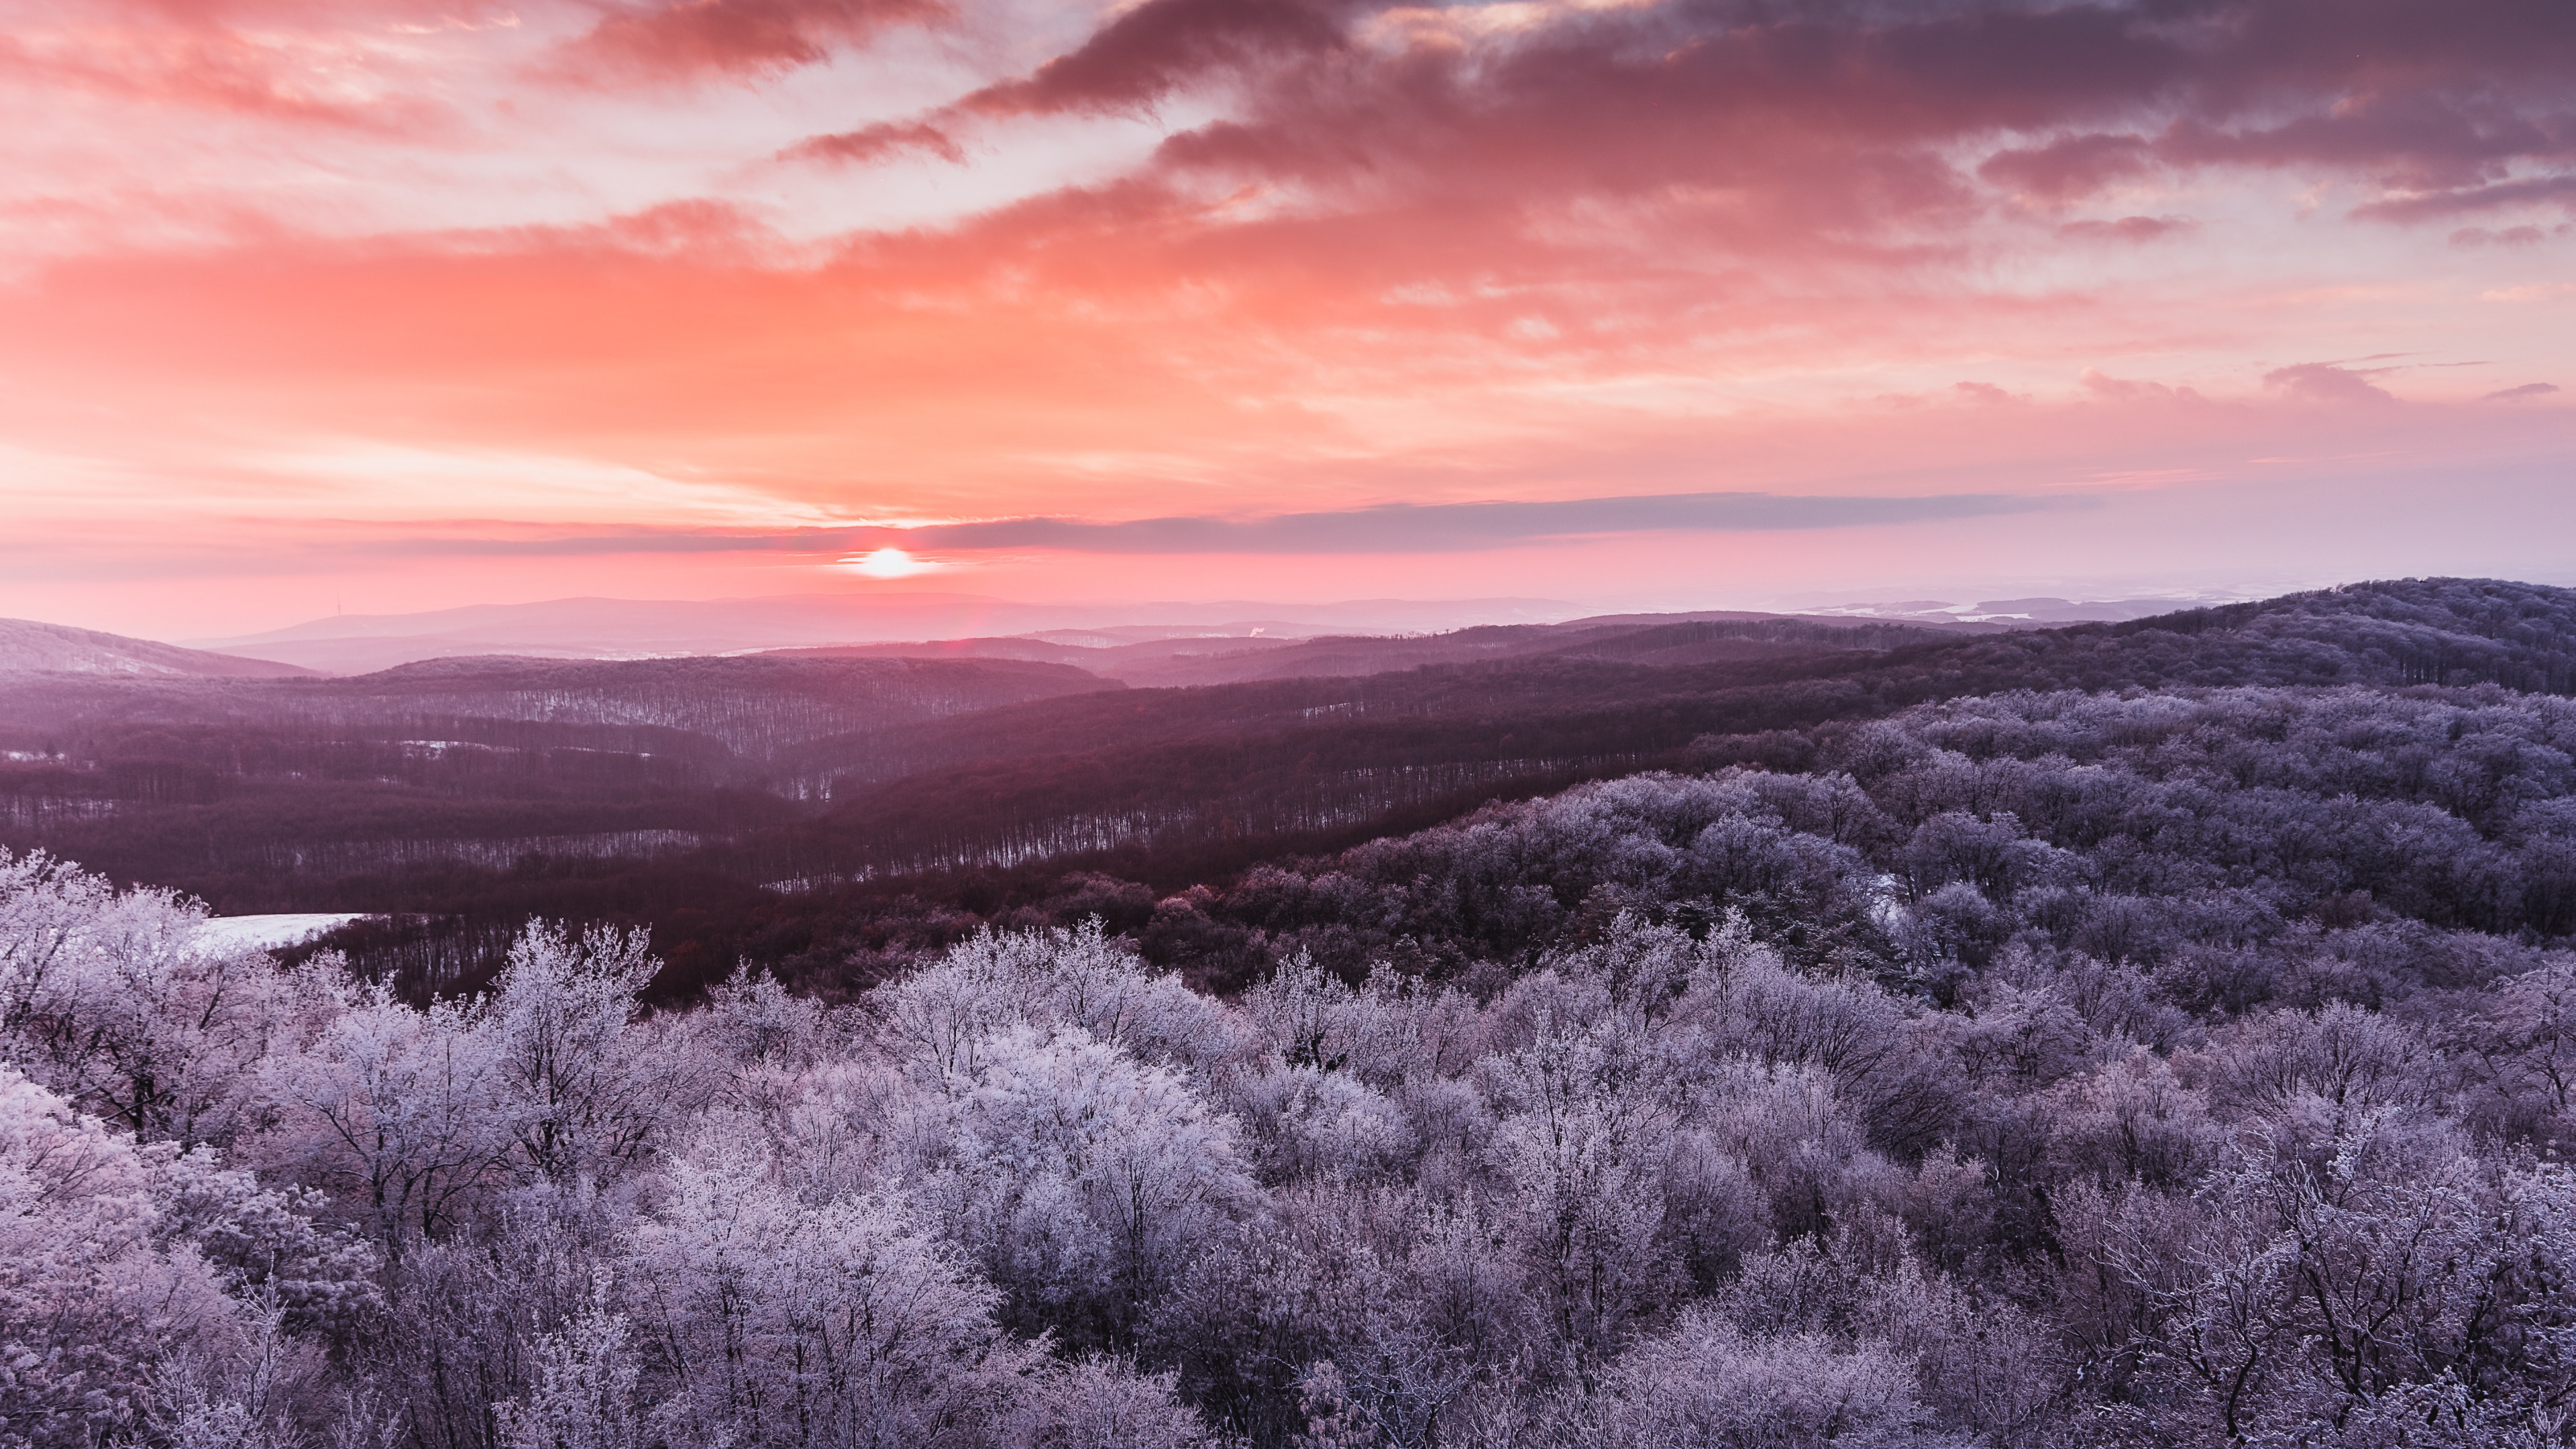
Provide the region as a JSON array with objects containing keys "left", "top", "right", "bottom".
[{"left": 0, "top": 0, "right": 2569, "bottom": 638}]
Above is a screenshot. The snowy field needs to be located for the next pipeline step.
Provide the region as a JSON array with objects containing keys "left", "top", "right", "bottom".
[{"left": 190, "top": 913, "right": 373, "bottom": 953}]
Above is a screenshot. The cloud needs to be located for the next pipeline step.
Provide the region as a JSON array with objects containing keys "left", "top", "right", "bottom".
[
  {"left": 2161, "top": 101, "right": 2568, "bottom": 197},
  {"left": 2483, "top": 382, "right": 2561, "bottom": 401},
  {"left": 784, "top": 0, "right": 1354, "bottom": 168},
  {"left": 1981, "top": 133, "right": 2157, "bottom": 203},
  {"left": 12, "top": 0, "right": 2576, "bottom": 627},
  {"left": 2056, "top": 215, "right": 2198, "bottom": 243},
  {"left": 757, "top": 0, "right": 2576, "bottom": 297},
  {"left": 2353, "top": 174, "right": 2576, "bottom": 223},
  {"left": 2263, "top": 362, "right": 2398, "bottom": 406},
  {"left": 2451, "top": 225, "right": 2553, "bottom": 247},
  {"left": 958, "top": 0, "right": 1354, "bottom": 118},
  {"left": 343, "top": 492, "right": 2070, "bottom": 559},
  {"left": 0, "top": 0, "right": 473, "bottom": 129},
  {"left": 2080, "top": 370, "right": 2206, "bottom": 404},
  {"left": 559, "top": 0, "right": 946, "bottom": 83},
  {"left": 888, "top": 492, "right": 2068, "bottom": 553},
  {"left": 782, "top": 119, "right": 967, "bottom": 165}
]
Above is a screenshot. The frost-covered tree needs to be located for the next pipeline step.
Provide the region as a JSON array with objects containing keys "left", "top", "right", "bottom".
[
  {"left": 0, "top": 1066, "right": 251, "bottom": 1449},
  {"left": 875, "top": 922, "right": 1239, "bottom": 1089},
  {"left": 0, "top": 850, "right": 301, "bottom": 1148},
  {"left": 625, "top": 1146, "right": 1034, "bottom": 1449},
  {"left": 479, "top": 922, "right": 680, "bottom": 1181},
  {"left": 912, "top": 1025, "right": 1254, "bottom": 1345},
  {"left": 278, "top": 981, "right": 500, "bottom": 1255}
]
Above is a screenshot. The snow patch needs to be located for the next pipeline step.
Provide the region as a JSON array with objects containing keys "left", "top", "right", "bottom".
[{"left": 191, "top": 913, "right": 374, "bottom": 954}]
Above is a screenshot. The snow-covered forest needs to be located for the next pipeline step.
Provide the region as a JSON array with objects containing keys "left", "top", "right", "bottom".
[{"left": 17, "top": 672, "right": 2576, "bottom": 1448}]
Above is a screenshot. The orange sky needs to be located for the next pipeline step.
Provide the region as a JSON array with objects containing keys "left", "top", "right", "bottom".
[{"left": 1, "top": 0, "right": 2569, "bottom": 637}]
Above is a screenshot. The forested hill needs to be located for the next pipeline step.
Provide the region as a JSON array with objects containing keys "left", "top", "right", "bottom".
[
  {"left": 816, "top": 576, "right": 2576, "bottom": 788},
  {"left": 1881, "top": 576, "right": 2576, "bottom": 694},
  {"left": 0, "top": 615, "right": 315, "bottom": 678},
  {"left": 0, "top": 651, "right": 1116, "bottom": 753},
  {"left": 21, "top": 582, "right": 2576, "bottom": 1449},
  {"left": 779, "top": 612, "right": 1999, "bottom": 686},
  {"left": 5, "top": 577, "right": 2576, "bottom": 983},
  {"left": 743, "top": 578, "right": 2576, "bottom": 885}
]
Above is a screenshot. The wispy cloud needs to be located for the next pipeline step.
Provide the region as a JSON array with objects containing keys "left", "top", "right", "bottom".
[
  {"left": 882, "top": 492, "right": 2072, "bottom": 553},
  {"left": 348, "top": 491, "right": 2072, "bottom": 559},
  {"left": 555, "top": 0, "right": 949, "bottom": 83}
]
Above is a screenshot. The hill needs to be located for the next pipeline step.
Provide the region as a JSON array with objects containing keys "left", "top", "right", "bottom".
[
  {"left": 183, "top": 593, "right": 1580, "bottom": 673},
  {"left": 0, "top": 616, "right": 314, "bottom": 679},
  {"left": 767, "top": 611, "right": 2006, "bottom": 687},
  {"left": 0, "top": 654, "right": 1120, "bottom": 902},
  {"left": 739, "top": 578, "right": 2576, "bottom": 880},
  {"left": 9, "top": 578, "right": 2576, "bottom": 989},
  {"left": 0, "top": 652, "right": 1116, "bottom": 751}
]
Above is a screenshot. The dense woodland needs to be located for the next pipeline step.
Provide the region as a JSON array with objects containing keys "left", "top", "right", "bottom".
[
  {"left": 14, "top": 578, "right": 2576, "bottom": 1448},
  {"left": 7, "top": 579, "right": 2576, "bottom": 983}
]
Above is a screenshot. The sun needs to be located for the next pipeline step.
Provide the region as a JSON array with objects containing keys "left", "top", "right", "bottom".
[{"left": 841, "top": 547, "right": 938, "bottom": 579}]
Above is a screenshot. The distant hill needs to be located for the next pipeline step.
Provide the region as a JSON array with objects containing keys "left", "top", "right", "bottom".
[
  {"left": 15, "top": 578, "right": 2576, "bottom": 974},
  {"left": 749, "top": 577, "right": 2576, "bottom": 882},
  {"left": 182, "top": 594, "right": 1582, "bottom": 674},
  {"left": 1804, "top": 594, "right": 2225, "bottom": 623},
  {"left": 0, "top": 618, "right": 313, "bottom": 679},
  {"left": 767, "top": 611, "right": 2006, "bottom": 686},
  {"left": 0, "top": 652, "right": 1124, "bottom": 901},
  {"left": 0, "top": 652, "right": 1117, "bottom": 755}
]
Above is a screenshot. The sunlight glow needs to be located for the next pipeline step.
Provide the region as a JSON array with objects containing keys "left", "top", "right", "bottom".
[{"left": 841, "top": 547, "right": 940, "bottom": 579}]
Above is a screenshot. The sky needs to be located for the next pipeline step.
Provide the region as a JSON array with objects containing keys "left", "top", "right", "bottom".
[{"left": 0, "top": 0, "right": 2570, "bottom": 639}]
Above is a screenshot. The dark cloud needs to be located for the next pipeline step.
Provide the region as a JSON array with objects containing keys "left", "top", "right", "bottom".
[
  {"left": 2484, "top": 382, "right": 2561, "bottom": 401},
  {"left": 786, "top": 0, "right": 1356, "bottom": 167},
  {"left": 2159, "top": 97, "right": 2568, "bottom": 193},
  {"left": 960, "top": 0, "right": 1354, "bottom": 117},
  {"left": 782, "top": 0, "right": 2576, "bottom": 249}
]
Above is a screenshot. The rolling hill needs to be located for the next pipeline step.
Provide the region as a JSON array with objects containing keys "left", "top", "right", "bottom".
[
  {"left": 182, "top": 593, "right": 1581, "bottom": 673},
  {"left": 0, "top": 617, "right": 314, "bottom": 679},
  {"left": 8, "top": 578, "right": 2575, "bottom": 994}
]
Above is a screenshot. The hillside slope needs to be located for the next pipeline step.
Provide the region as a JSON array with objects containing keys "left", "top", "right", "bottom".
[
  {"left": 185, "top": 593, "right": 1578, "bottom": 672},
  {"left": 11, "top": 578, "right": 2576, "bottom": 960},
  {"left": 0, "top": 652, "right": 1116, "bottom": 755},
  {"left": 752, "top": 578, "right": 2576, "bottom": 881},
  {"left": 0, "top": 617, "right": 314, "bottom": 679},
  {"left": 771, "top": 611, "right": 2004, "bottom": 687}
]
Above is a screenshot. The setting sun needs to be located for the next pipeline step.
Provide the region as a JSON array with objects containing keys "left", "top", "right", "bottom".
[{"left": 841, "top": 547, "right": 937, "bottom": 580}]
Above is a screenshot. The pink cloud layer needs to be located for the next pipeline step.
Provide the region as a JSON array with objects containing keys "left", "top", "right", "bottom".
[{"left": 0, "top": 0, "right": 2568, "bottom": 636}]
